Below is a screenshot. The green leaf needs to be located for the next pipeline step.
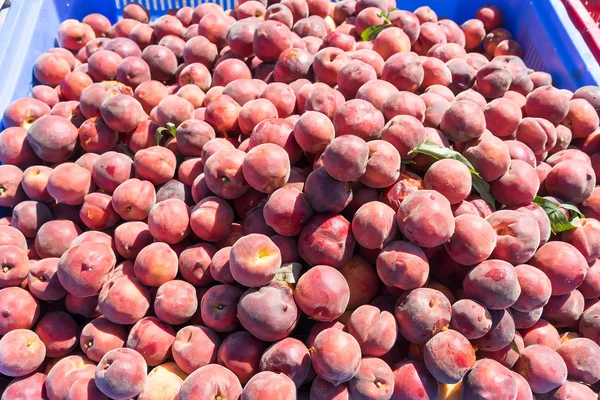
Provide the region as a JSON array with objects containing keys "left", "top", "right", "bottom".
[
  {"left": 559, "top": 203, "right": 585, "bottom": 219},
  {"left": 532, "top": 196, "right": 585, "bottom": 234},
  {"left": 408, "top": 142, "right": 478, "bottom": 174},
  {"left": 165, "top": 122, "right": 177, "bottom": 137},
  {"left": 471, "top": 175, "right": 496, "bottom": 213},
  {"left": 401, "top": 159, "right": 415, "bottom": 165},
  {"left": 509, "top": 337, "right": 521, "bottom": 355},
  {"left": 408, "top": 142, "right": 496, "bottom": 210},
  {"left": 376, "top": 11, "right": 392, "bottom": 24},
  {"left": 155, "top": 128, "right": 166, "bottom": 147},
  {"left": 155, "top": 123, "right": 177, "bottom": 147},
  {"left": 361, "top": 23, "right": 391, "bottom": 41},
  {"left": 119, "top": 142, "right": 134, "bottom": 160}
]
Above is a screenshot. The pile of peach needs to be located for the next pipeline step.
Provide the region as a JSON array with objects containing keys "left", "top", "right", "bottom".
[{"left": 1, "top": 1, "right": 600, "bottom": 399}]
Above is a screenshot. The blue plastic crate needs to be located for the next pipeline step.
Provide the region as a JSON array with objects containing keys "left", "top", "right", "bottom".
[
  {"left": 0, "top": 0, "right": 600, "bottom": 219},
  {"left": 1, "top": 0, "right": 600, "bottom": 121}
]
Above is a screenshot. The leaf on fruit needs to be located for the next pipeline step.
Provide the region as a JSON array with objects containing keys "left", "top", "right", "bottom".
[
  {"left": 408, "top": 142, "right": 496, "bottom": 210},
  {"left": 119, "top": 142, "right": 134, "bottom": 160},
  {"left": 155, "top": 122, "right": 177, "bottom": 147},
  {"left": 361, "top": 23, "right": 391, "bottom": 41},
  {"left": 509, "top": 337, "right": 521, "bottom": 355},
  {"left": 532, "top": 196, "right": 585, "bottom": 234}
]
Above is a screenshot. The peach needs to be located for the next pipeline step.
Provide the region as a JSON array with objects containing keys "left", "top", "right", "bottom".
[
  {"left": 46, "top": 355, "right": 96, "bottom": 400},
  {"left": 133, "top": 81, "right": 168, "bottom": 114},
  {"left": 1, "top": 373, "right": 47, "bottom": 399},
  {"left": 440, "top": 99, "right": 486, "bottom": 142},
  {"left": 449, "top": 299, "right": 492, "bottom": 340},
  {"left": 392, "top": 360, "right": 438, "bottom": 400},
  {"left": 542, "top": 290, "right": 585, "bottom": 328},
  {"left": 153, "top": 280, "right": 197, "bottom": 325},
  {"left": 310, "top": 328, "right": 362, "bottom": 386},
  {"left": 137, "top": 363, "right": 185, "bottom": 400},
  {"left": 171, "top": 324, "right": 221, "bottom": 375},
  {"left": 320, "top": 135, "right": 368, "bottom": 182},
  {"left": 31, "top": 85, "right": 59, "bottom": 108},
  {"left": 28, "top": 258, "right": 65, "bottom": 301},
  {"left": 514, "top": 345, "right": 567, "bottom": 394},
  {"left": 263, "top": 186, "right": 313, "bottom": 237},
  {"left": 198, "top": 284, "right": 242, "bottom": 333},
  {"left": 46, "top": 163, "right": 92, "bottom": 206},
  {"left": 526, "top": 85, "right": 570, "bottom": 125},
  {"left": 348, "top": 357, "right": 394, "bottom": 400},
  {"left": 217, "top": 331, "right": 265, "bottom": 385},
  {"left": 463, "top": 259, "right": 521, "bottom": 310},
  {"left": 212, "top": 58, "right": 252, "bottom": 87},
  {"left": 545, "top": 160, "right": 595, "bottom": 204},
  {"left": 0, "top": 329, "right": 45, "bottom": 377},
  {"left": 351, "top": 201, "right": 396, "bottom": 250},
  {"left": 147, "top": 198, "right": 190, "bottom": 244},
  {"left": 337, "top": 59, "right": 377, "bottom": 98},
  {"left": 141, "top": 44, "right": 178, "bottom": 81},
  {"left": 34, "top": 220, "right": 81, "bottom": 259},
  {"left": 126, "top": 317, "right": 175, "bottom": 367},
  {"left": 80, "top": 316, "right": 127, "bottom": 362},
  {"left": 2, "top": 97, "right": 51, "bottom": 130},
  {"left": 229, "top": 233, "right": 281, "bottom": 287},
  {"left": 531, "top": 241, "right": 589, "bottom": 296},
  {"left": 95, "top": 348, "right": 147, "bottom": 399},
  {"left": 521, "top": 319, "right": 561, "bottom": 350},
  {"left": 77, "top": 117, "right": 118, "bottom": 153},
  {"left": 132, "top": 242, "right": 177, "bottom": 287},
  {"left": 347, "top": 305, "right": 397, "bottom": 357},
  {"left": 259, "top": 338, "right": 311, "bottom": 388},
  {"left": 556, "top": 337, "right": 600, "bottom": 384},
  {"left": 310, "top": 376, "right": 350, "bottom": 400},
  {"left": 0, "top": 287, "right": 39, "bottom": 335},
  {"left": 486, "top": 209, "right": 540, "bottom": 265},
  {"left": 512, "top": 264, "right": 553, "bottom": 313},
  {"left": 472, "top": 308, "right": 516, "bottom": 352},
  {"left": 26, "top": 115, "right": 78, "bottom": 162},
  {"left": 0, "top": 244, "right": 26, "bottom": 287},
  {"left": 380, "top": 172, "right": 423, "bottom": 210},
  {"left": 336, "top": 257, "right": 378, "bottom": 310},
  {"left": 562, "top": 218, "right": 600, "bottom": 262},
  {"left": 133, "top": 146, "right": 176, "bottom": 185},
  {"left": 178, "top": 242, "right": 216, "bottom": 287},
  {"left": 98, "top": 274, "right": 151, "bottom": 325},
  {"left": 0, "top": 126, "right": 39, "bottom": 167},
  {"left": 298, "top": 213, "right": 355, "bottom": 268},
  {"left": 294, "top": 265, "right": 349, "bottom": 322},
  {"left": 87, "top": 49, "right": 123, "bottom": 81},
  {"left": 57, "top": 241, "right": 115, "bottom": 297},
  {"left": 490, "top": 159, "right": 540, "bottom": 207},
  {"left": 203, "top": 94, "right": 241, "bottom": 135},
  {"left": 79, "top": 193, "right": 120, "bottom": 230},
  {"left": 112, "top": 179, "right": 156, "bottom": 221},
  {"left": 395, "top": 288, "right": 451, "bottom": 344},
  {"left": 292, "top": 111, "right": 334, "bottom": 154},
  {"left": 178, "top": 364, "right": 242, "bottom": 400},
  {"left": 396, "top": 190, "right": 455, "bottom": 248},
  {"left": 33, "top": 52, "right": 72, "bottom": 87},
  {"left": 183, "top": 37, "right": 218, "bottom": 69},
  {"left": 463, "top": 359, "right": 517, "bottom": 400},
  {"left": 92, "top": 151, "right": 135, "bottom": 193},
  {"left": 33, "top": 311, "right": 77, "bottom": 359},
  {"left": 123, "top": 2, "right": 149, "bottom": 22},
  {"left": 423, "top": 329, "right": 475, "bottom": 384},
  {"left": 380, "top": 115, "right": 426, "bottom": 159},
  {"left": 238, "top": 281, "right": 299, "bottom": 341}
]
